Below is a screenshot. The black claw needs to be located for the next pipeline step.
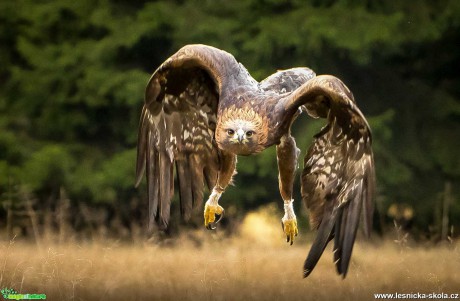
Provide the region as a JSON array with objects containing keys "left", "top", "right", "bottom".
[
  {"left": 206, "top": 209, "right": 225, "bottom": 231},
  {"left": 281, "top": 221, "right": 284, "bottom": 231},
  {"left": 215, "top": 209, "right": 225, "bottom": 225}
]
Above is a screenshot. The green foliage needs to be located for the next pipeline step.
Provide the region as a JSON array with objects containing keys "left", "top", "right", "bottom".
[
  {"left": 0, "top": 0, "right": 459, "bottom": 234},
  {"left": 21, "top": 144, "right": 75, "bottom": 191},
  {"left": 70, "top": 149, "right": 137, "bottom": 204}
]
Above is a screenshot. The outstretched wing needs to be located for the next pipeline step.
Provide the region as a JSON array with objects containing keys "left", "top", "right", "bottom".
[
  {"left": 285, "top": 75, "right": 375, "bottom": 278},
  {"left": 135, "top": 45, "right": 239, "bottom": 230}
]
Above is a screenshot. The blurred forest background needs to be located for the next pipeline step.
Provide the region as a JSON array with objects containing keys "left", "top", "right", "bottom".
[{"left": 0, "top": 0, "right": 459, "bottom": 242}]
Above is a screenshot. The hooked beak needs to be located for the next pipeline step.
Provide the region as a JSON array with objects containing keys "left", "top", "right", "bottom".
[{"left": 237, "top": 129, "right": 245, "bottom": 143}]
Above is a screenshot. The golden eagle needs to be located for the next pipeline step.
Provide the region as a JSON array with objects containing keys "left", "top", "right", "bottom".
[{"left": 136, "top": 44, "right": 375, "bottom": 278}]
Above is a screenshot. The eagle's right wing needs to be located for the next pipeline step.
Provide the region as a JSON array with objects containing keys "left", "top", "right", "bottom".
[{"left": 135, "top": 45, "right": 239, "bottom": 230}]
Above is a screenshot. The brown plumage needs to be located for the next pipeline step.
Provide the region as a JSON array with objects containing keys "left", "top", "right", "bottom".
[{"left": 136, "top": 44, "right": 375, "bottom": 278}]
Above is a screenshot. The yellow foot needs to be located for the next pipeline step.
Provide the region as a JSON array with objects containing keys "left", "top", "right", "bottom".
[
  {"left": 282, "top": 218, "right": 298, "bottom": 245},
  {"left": 204, "top": 203, "right": 224, "bottom": 230}
]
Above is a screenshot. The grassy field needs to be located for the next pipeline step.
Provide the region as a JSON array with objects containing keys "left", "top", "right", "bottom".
[{"left": 0, "top": 210, "right": 459, "bottom": 301}]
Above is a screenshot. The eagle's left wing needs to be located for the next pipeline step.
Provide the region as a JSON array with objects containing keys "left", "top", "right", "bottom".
[{"left": 284, "top": 75, "right": 375, "bottom": 278}]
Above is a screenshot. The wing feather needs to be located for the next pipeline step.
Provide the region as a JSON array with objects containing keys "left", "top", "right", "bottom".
[
  {"left": 135, "top": 107, "right": 148, "bottom": 187},
  {"left": 303, "top": 201, "right": 338, "bottom": 277},
  {"left": 285, "top": 75, "right": 375, "bottom": 278},
  {"left": 190, "top": 153, "right": 205, "bottom": 210},
  {"left": 176, "top": 160, "right": 193, "bottom": 221},
  {"left": 136, "top": 45, "right": 240, "bottom": 230},
  {"left": 259, "top": 67, "right": 316, "bottom": 94},
  {"left": 146, "top": 128, "right": 159, "bottom": 230},
  {"left": 339, "top": 178, "right": 363, "bottom": 277}
]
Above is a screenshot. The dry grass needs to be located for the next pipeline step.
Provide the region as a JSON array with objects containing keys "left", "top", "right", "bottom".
[{"left": 0, "top": 208, "right": 459, "bottom": 301}]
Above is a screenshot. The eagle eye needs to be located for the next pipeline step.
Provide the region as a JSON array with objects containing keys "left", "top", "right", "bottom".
[
  {"left": 227, "top": 129, "right": 235, "bottom": 136},
  {"left": 246, "top": 131, "right": 254, "bottom": 137}
]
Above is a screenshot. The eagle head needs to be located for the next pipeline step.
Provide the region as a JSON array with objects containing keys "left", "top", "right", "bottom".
[{"left": 215, "top": 107, "right": 268, "bottom": 155}]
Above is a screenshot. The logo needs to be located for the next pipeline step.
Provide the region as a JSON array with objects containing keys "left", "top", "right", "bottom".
[{"left": 1, "top": 288, "right": 46, "bottom": 300}]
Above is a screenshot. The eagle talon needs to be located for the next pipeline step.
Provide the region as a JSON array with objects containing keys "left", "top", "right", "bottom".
[
  {"left": 206, "top": 211, "right": 224, "bottom": 230},
  {"left": 204, "top": 204, "right": 225, "bottom": 230},
  {"left": 282, "top": 218, "right": 298, "bottom": 245}
]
